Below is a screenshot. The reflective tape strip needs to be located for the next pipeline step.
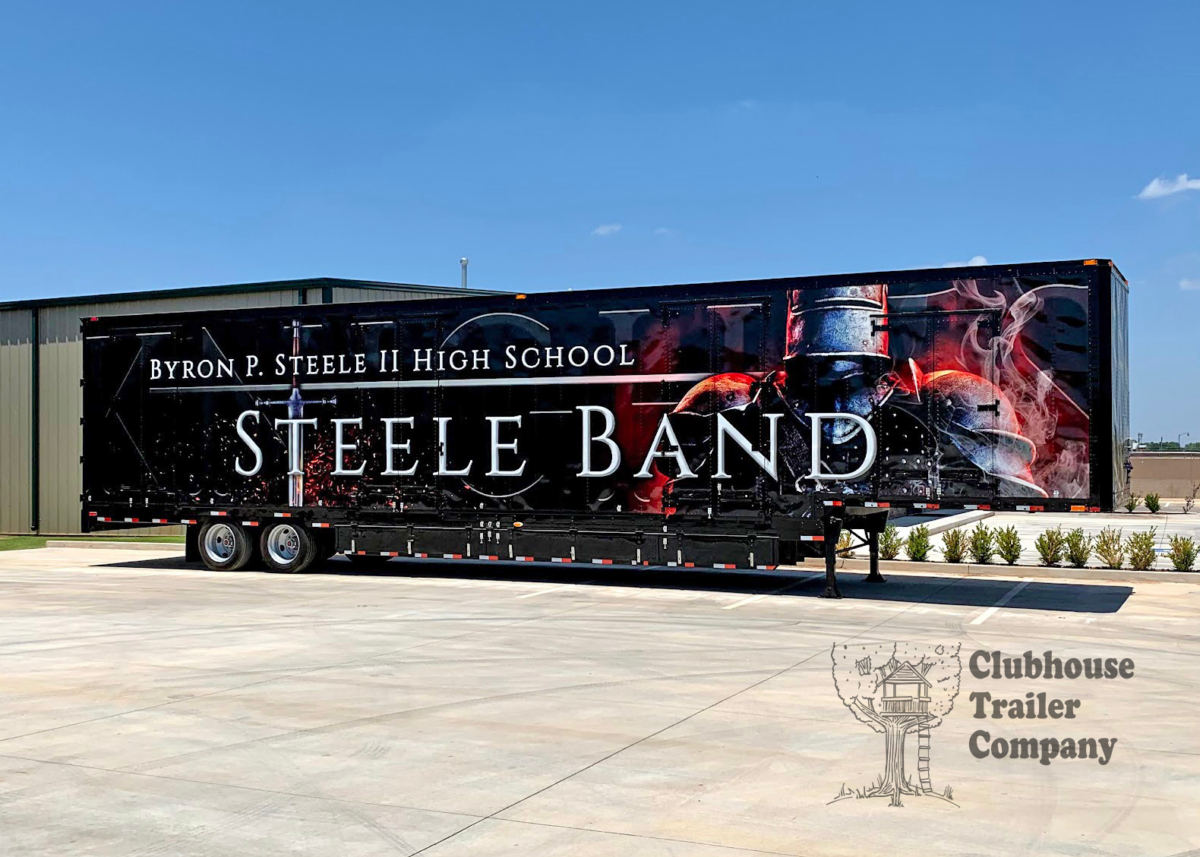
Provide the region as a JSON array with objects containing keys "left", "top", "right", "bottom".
[
  {"left": 312, "top": 522, "right": 331, "bottom": 528},
  {"left": 756, "top": 564, "right": 778, "bottom": 570},
  {"left": 88, "top": 511, "right": 98, "bottom": 517},
  {"left": 591, "top": 558, "right": 613, "bottom": 565},
  {"left": 181, "top": 519, "right": 197, "bottom": 525},
  {"left": 381, "top": 551, "right": 399, "bottom": 557},
  {"left": 415, "top": 552, "right": 428, "bottom": 558},
  {"left": 1070, "top": 505, "right": 1087, "bottom": 512},
  {"left": 242, "top": 521, "right": 259, "bottom": 526},
  {"left": 800, "top": 535, "right": 825, "bottom": 542},
  {"left": 210, "top": 511, "right": 228, "bottom": 516},
  {"left": 965, "top": 504, "right": 991, "bottom": 510},
  {"left": 124, "top": 518, "right": 138, "bottom": 523},
  {"left": 684, "top": 562, "right": 695, "bottom": 568},
  {"left": 666, "top": 561, "right": 678, "bottom": 567},
  {"left": 914, "top": 503, "right": 939, "bottom": 509},
  {"left": 551, "top": 557, "right": 572, "bottom": 563},
  {"left": 823, "top": 500, "right": 843, "bottom": 507},
  {"left": 865, "top": 501, "right": 890, "bottom": 508},
  {"left": 443, "top": 553, "right": 463, "bottom": 559},
  {"left": 273, "top": 512, "right": 292, "bottom": 518},
  {"left": 356, "top": 550, "right": 367, "bottom": 555},
  {"left": 713, "top": 563, "right": 736, "bottom": 569},
  {"left": 342, "top": 550, "right": 354, "bottom": 555},
  {"left": 1017, "top": 505, "right": 1044, "bottom": 512},
  {"left": 516, "top": 556, "right": 535, "bottom": 562},
  {"left": 1089, "top": 506, "right": 1101, "bottom": 512},
  {"left": 481, "top": 554, "right": 499, "bottom": 560},
  {"left": 152, "top": 518, "right": 168, "bottom": 524},
  {"left": 98, "top": 517, "right": 112, "bottom": 522}
]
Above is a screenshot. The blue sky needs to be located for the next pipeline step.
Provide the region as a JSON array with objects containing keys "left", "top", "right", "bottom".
[{"left": 1, "top": 1, "right": 1197, "bottom": 438}]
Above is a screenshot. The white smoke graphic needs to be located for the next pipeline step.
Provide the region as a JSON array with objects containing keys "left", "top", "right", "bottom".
[{"left": 952, "top": 280, "right": 1087, "bottom": 497}]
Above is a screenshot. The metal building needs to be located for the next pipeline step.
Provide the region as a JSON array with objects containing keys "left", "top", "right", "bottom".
[{"left": 0, "top": 277, "right": 497, "bottom": 535}]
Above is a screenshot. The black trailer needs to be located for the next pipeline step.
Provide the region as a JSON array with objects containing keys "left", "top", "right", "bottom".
[{"left": 82, "top": 259, "right": 1129, "bottom": 596}]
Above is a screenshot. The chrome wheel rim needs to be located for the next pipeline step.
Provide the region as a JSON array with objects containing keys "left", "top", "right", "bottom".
[
  {"left": 267, "top": 524, "right": 301, "bottom": 565},
  {"left": 202, "top": 523, "right": 237, "bottom": 563}
]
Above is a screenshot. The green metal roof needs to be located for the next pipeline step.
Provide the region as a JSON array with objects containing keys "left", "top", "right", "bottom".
[{"left": 0, "top": 276, "right": 504, "bottom": 311}]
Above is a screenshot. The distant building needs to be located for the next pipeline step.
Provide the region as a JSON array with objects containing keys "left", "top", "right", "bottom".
[
  {"left": 1128, "top": 451, "right": 1200, "bottom": 499},
  {"left": 0, "top": 277, "right": 499, "bottom": 535}
]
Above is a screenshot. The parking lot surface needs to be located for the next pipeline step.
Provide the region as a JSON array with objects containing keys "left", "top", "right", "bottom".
[{"left": 2, "top": 547, "right": 1198, "bottom": 856}]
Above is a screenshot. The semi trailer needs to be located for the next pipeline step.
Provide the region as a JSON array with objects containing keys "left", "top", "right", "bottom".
[{"left": 82, "top": 259, "right": 1129, "bottom": 596}]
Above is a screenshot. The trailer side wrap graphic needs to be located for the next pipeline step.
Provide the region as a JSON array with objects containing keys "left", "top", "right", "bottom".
[{"left": 84, "top": 270, "right": 1094, "bottom": 518}]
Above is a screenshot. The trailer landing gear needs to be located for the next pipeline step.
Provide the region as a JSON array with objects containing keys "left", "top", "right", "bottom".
[
  {"left": 865, "top": 529, "right": 886, "bottom": 583},
  {"left": 821, "top": 516, "right": 842, "bottom": 599}
]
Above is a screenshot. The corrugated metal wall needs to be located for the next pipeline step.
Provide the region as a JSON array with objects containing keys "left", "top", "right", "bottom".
[
  {"left": 1, "top": 284, "right": 467, "bottom": 535},
  {"left": 329, "top": 286, "right": 458, "bottom": 304},
  {"left": 0, "top": 311, "right": 33, "bottom": 533}
]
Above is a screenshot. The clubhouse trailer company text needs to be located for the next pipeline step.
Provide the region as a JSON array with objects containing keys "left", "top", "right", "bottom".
[{"left": 967, "top": 651, "right": 1131, "bottom": 767}]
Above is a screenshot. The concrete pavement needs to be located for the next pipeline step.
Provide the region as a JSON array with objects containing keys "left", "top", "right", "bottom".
[{"left": 1, "top": 546, "right": 1198, "bottom": 855}]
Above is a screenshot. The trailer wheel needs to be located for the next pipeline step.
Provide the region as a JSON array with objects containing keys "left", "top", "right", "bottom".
[
  {"left": 197, "top": 521, "right": 253, "bottom": 572},
  {"left": 260, "top": 522, "right": 318, "bottom": 574}
]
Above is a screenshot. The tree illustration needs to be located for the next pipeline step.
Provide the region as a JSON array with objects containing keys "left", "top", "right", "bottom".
[{"left": 831, "top": 642, "right": 961, "bottom": 806}]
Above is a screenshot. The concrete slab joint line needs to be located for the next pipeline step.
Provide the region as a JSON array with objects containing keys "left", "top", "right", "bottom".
[{"left": 969, "top": 579, "right": 1031, "bottom": 625}]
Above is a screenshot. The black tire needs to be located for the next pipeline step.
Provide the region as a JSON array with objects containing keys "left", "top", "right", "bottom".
[
  {"left": 197, "top": 520, "right": 254, "bottom": 572},
  {"left": 259, "top": 522, "right": 318, "bottom": 574},
  {"left": 245, "top": 534, "right": 267, "bottom": 569}
]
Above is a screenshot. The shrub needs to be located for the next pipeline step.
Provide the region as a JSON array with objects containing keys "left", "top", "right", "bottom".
[
  {"left": 1167, "top": 535, "right": 1198, "bottom": 571},
  {"left": 1124, "top": 494, "right": 1141, "bottom": 513},
  {"left": 1094, "top": 527, "right": 1125, "bottom": 569},
  {"left": 1064, "top": 528, "right": 1092, "bottom": 568},
  {"left": 995, "top": 525, "right": 1022, "bottom": 565},
  {"left": 904, "top": 525, "right": 932, "bottom": 562},
  {"left": 1184, "top": 482, "right": 1200, "bottom": 515},
  {"left": 1144, "top": 493, "right": 1161, "bottom": 514},
  {"left": 837, "top": 531, "right": 854, "bottom": 557},
  {"left": 1034, "top": 527, "right": 1065, "bottom": 567},
  {"left": 941, "top": 529, "right": 967, "bottom": 563},
  {"left": 1126, "top": 529, "right": 1158, "bottom": 571},
  {"left": 879, "top": 524, "right": 902, "bottom": 560},
  {"left": 967, "top": 523, "right": 995, "bottom": 564}
]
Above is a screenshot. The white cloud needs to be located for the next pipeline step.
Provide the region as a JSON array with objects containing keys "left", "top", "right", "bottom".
[
  {"left": 1182, "top": 278, "right": 1200, "bottom": 291},
  {"left": 1137, "top": 174, "right": 1200, "bottom": 199},
  {"left": 942, "top": 255, "right": 989, "bottom": 268},
  {"left": 653, "top": 227, "right": 674, "bottom": 235},
  {"left": 591, "top": 223, "right": 622, "bottom": 236}
]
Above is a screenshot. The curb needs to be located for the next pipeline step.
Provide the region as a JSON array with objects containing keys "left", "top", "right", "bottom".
[
  {"left": 834, "top": 556, "right": 1200, "bottom": 585},
  {"left": 45, "top": 541, "right": 185, "bottom": 552},
  {"left": 903, "top": 509, "right": 993, "bottom": 535}
]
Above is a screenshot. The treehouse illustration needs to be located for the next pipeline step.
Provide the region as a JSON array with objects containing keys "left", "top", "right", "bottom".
[
  {"left": 831, "top": 644, "right": 962, "bottom": 807},
  {"left": 879, "top": 662, "right": 931, "bottom": 716}
]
